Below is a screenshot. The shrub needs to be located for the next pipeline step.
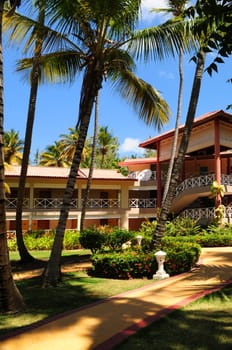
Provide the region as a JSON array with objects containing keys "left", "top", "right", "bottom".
[
  {"left": 163, "top": 241, "right": 201, "bottom": 276},
  {"left": 89, "top": 240, "right": 201, "bottom": 279},
  {"left": 162, "top": 231, "right": 232, "bottom": 247},
  {"left": 89, "top": 251, "right": 156, "bottom": 279},
  {"left": 138, "top": 220, "right": 157, "bottom": 250},
  {"left": 79, "top": 227, "right": 106, "bottom": 253},
  {"left": 165, "top": 217, "right": 201, "bottom": 236},
  {"left": 7, "top": 229, "right": 81, "bottom": 251},
  {"left": 63, "top": 230, "right": 81, "bottom": 250},
  {"left": 7, "top": 238, "right": 17, "bottom": 251},
  {"left": 106, "top": 229, "right": 137, "bottom": 250},
  {"left": 24, "top": 234, "right": 54, "bottom": 250}
]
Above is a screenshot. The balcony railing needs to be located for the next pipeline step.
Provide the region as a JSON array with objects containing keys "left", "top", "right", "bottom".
[
  {"left": 6, "top": 198, "right": 29, "bottom": 209},
  {"left": 83, "top": 199, "right": 119, "bottom": 208},
  {"left": 6, "top": 197, "right": 157, "bottom": 210},
  {"left": 181, "top": 206, "right": 232, "bottom": 222},
  {"left": 34, "top": 198, "right": 78, "bottom": 209},
  {"left": 180, "top": 207, "right": 215, "bottom": 220},
  {"left": 129, "top": 198, "right": 157, "bottom": 208},
  {"left": 175, "top": 174, "right": 215, "bottom": 197},
  {"left": 175, "top": 174, "right": 232, "bottom": 198}
]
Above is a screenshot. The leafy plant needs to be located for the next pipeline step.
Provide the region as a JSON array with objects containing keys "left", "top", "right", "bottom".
[
  {"left": 165, "top": 217, "right": 201, "bottom": 236},
  {"left": 79, "top": 227, "right": 106, "bottom": 253}
]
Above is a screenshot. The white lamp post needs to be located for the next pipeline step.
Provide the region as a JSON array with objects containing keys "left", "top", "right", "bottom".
[
  {"left": 153, "top": 250, "right": 169, "bottom": 280},
  {"left": 136, "top": 235, "right": 143, "bottom": 246}
]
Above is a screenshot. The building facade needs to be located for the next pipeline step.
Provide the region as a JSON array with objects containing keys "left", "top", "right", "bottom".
[{"left": 5, "top": 110, "right": 232, "bottom": 232}]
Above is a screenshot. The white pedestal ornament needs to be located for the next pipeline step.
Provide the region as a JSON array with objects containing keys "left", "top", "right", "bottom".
[
  {"left": 136, "top": 235, "right": 142, "bottom": 246},
  {"left": 153, "top": 250, "right": 169, "bottom": 280}
]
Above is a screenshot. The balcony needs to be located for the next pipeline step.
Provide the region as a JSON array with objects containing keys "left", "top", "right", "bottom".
[
  {"left": 129, "top": 198, "right": 157, "bottom": 208},
  {"left": 175, "top": 174, "right": 232, "bottom": 197},
  {"left": 6, "top": 197, "right": 157, "bottom": 210}
]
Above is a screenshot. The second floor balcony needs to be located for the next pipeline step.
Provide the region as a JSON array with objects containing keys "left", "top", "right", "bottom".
[{"left": 6, "top": 197, "right": 157, "bottom": 210}]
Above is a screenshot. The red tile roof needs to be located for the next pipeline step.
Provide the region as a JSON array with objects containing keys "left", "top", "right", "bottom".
[{"left": 5, "top": 166, "right": 132, "bottom": 180}]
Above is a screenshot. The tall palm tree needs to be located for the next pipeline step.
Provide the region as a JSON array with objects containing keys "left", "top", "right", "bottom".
[
  {"left": 80, "top": 91, "right": 99, "bottom": 232},
  {"left": 41, "top": 0, "right": 181, "bottom": 286},
  {"left": 153, "top": 0, "right": 231, "bottom": 246},
  {"left": 4, "top": 129, "right": 23, "bottom": 165},
  {"left": 4, "top": 0, "right": 49, "bottom": 263},
  {"left": 152, "top": 1, "right": 188, "bottom": 205},
  {"left": 0, "top": 0, "right": 24, "bottom": 313},
  {"left": 8, "top": 0, "right": 193, "bottom": 286},
  {"left": 154, "top": 49, "right": 206, "bottom": 247}
]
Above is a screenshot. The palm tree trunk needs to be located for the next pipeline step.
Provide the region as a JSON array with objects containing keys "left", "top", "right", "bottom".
[
  {"left": 162, "top": 47, "right": 183, "bottom": 204},
  {"left": 16, "top": 3, "right": 45, "bottom": 263},
  {"left": 154, "top": 50, "right": 206, "bottom": 247},
  {"left": 80, "top": 91, "right": 99, "bottom": 231},
  {"left": 0, "top": 0, "right": 24, "bottom": 313},
  {"left": 42, "top": 64, "right": 103, "bottom": 287}
]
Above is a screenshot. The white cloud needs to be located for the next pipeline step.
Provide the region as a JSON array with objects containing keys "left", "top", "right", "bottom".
[
  {"left": 141, "top": 0, "right": 169, "bottom": 22},
  {"left": 120, "top": 138, "right": 144, "bottom": 155},
  {"left": 141, "top": 0, "right": 193, "bottom": 22},
  {"left": 142, "top": 0, "right": 168, "bottom": 11}
]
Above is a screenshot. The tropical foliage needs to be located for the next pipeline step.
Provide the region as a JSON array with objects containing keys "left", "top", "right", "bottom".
[{"left": 4, "top": 129, "right": 23, "bottom": 165}]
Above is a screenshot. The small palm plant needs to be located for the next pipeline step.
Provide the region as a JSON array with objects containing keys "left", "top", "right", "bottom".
[{"left": 209, "top": 180, "right": 225, "bottom": 225}]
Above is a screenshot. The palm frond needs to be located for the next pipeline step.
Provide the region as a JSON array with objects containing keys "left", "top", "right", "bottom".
[
  {"left": 130, "top": 19, "right": 198, "bottom": 62},
  {"left": 112, "top": 70, "right": 170, "bottom": 131},
  {"left": 16, "top": 50, "right": 83, "bottom": 84}
]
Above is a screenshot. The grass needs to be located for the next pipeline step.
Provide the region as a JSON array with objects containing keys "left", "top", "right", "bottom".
[
  {"left": 9, "top": 249, "right": 91, "bottom": 262},
  {"left": 1, "top": 250, "right": 155, "bottom": 337},
  {"left": 115, "top": 284, "right": 232, "bottom": 350},
  {"left": 4, "top": 249, "right": 232, "bottom": 349}
]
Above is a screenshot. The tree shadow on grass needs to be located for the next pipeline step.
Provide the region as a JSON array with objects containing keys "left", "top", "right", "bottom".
[{"left": 114, "top": 285, "right": 232, "bottom": 350}]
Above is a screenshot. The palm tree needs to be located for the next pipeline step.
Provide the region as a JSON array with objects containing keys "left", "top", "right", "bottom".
[
  {"left": 39, "top": 141, "right": 69, "bottom": 167},
  {"left": 152, "top": 1, "right": 188, "bottom": 206},
  {"left": 80, "top": 91, "right": 99, "bottom": 232},
  {"left": 154, "top": 49, "right": 206, "bottom": 247},
  {"left": 41, "top": 0, "right": 183, "bottom": 286},
  {"left": 59, "top": 127, "right": 90, "bottom": 166},
  {"left": 153, "top": 0, "right": 232, "bottom": 246},
  {"left": 9, "top": 0, "right": 193, "bottom": 286},
  {"left": 3, "top": 0, "right": 49, "bottom": 263},
  {"left": 97, "top": 126, "right": 118, "bottom": 168},
  {"left": 0, "top": 0, "right": 24, "bottom": 313},
  {"left": 4, "top": 129, "right": 23, "bottom": 165}
]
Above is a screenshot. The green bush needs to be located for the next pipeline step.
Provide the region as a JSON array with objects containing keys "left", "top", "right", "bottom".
[
  {"left": 7, "top": 238, "right": 17, "bottom": 251},
  {"left": 7, "top": 229, "right": 81, "bottom": 251},
  {"left": 162, "top": 231, "right": 232, "bottom": 247},
  {"left": 89, "top": 250, "right": 156, "bottom": 279},
  {"left": 163, "top": 241, "right": 201, "bottom": 276},
  {"left": 79, "top": 227, "right": 106, "bottom": 253},
  {"left": 138, "top": 220, "right": 157, "bottom": 251},
  {"left": 89, "top": 240, "right": 201, "bottom": 279},
  {"left": 106, "top": 229, "right": 137, "bottom": 250},
  {"left": 165, "top": 217, "right": 201, "bottom": 236},
  {"left": 63, "top": 230, "right": 81, "bottom": 249}
]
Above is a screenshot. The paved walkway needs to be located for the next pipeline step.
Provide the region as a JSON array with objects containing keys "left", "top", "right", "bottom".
[{"left": 1, "top": 247, "right": 232, "bottom": 350}]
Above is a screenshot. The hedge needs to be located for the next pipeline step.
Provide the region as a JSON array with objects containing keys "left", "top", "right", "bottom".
[{"left": 89, "top": 241, "right": 201, "bottom": 279}]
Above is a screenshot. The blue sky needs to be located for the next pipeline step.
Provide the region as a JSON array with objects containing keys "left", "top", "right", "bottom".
[{"left": 3, "top": 0, "right": 232, "bottom": 160}]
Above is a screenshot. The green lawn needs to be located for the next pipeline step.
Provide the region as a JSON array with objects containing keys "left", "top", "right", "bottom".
[
  {"left": 9, "top": 249, "right": 91, "bottom": 262},
  {"left": 115, "top": 284, "right": 232, "bottom": 350},
  {"left": 3, "top": 250, "right": 232, "bottom": 349},
  {"left": 1, "top": 252, "right": 155, "bottom": 337}
]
